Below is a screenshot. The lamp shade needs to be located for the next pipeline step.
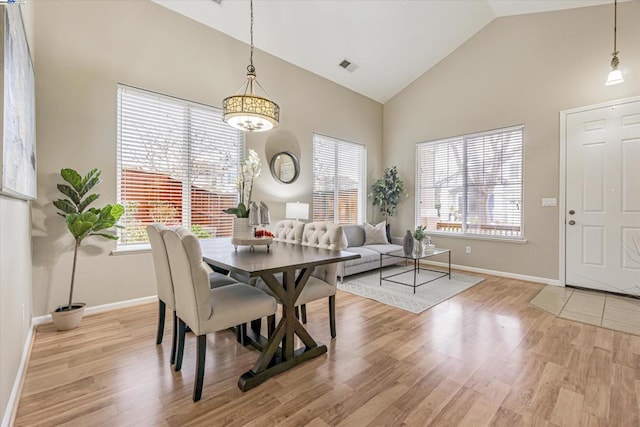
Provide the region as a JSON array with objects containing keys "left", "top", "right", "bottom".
[
  {"left": 285, "top": 202, "right": 309, "bottom": 221},
  {"left": 605, "top": 69, "right": 624, "bottom": 86},
  {"left": 223, "top": 94, "right": 279, "bottom": 132}
]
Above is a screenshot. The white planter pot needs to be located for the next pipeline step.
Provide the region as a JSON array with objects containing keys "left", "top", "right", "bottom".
[
  {"left": 233, "top": 218, "right": 253, "bottom": 239},
  {"left": 51, "top": 303, "right": 86, "bottom": 331}
]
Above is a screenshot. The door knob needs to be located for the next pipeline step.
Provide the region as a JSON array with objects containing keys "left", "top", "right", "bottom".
[
  {"left": 568, "top": 210, "right": 575, "bottom": 215},
  {"left": 568, "top": 220, "right": 575, "bottom": 225}
]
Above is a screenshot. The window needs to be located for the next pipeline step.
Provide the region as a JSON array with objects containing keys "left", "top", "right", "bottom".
[
  {"left": 117, "top": 85, "right": 243, "bottom": 246},
  {"left": 416, "top": 125, "right": 523, "bottom": 239},
  {"left": 312, "top": 134, "right": 366, "bottom": 224}
]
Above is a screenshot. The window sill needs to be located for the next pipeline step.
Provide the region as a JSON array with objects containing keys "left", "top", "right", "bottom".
[
  {"left": 431, "top": 232, "right": 528, "bottom": 244},
  {"left": 110, "top": 243, "right": 151, "bottom": 256}
]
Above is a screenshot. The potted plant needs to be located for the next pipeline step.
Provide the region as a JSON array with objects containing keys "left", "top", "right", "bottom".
[
  {"left": 369, "top": 166, "right": 408, "bottom": 240},
  {"left": 412, "top": 225, "right": 427, "bottom": 254},
  {"left": 52, "top": 168, "right": 124, "bottom": 330},
  {"left": 223, "top": 149, "right": 262, "bottom": 238}
]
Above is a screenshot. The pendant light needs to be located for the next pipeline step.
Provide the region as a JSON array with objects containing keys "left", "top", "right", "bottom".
[
  {"left": 223, "top": 0, "right": 280, "bottom": 132},
  {"left": 605, "top": 0, "right": 624, "bottom": 86}
]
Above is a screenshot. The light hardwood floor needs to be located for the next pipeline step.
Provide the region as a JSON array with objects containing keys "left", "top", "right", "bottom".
[{"left": 15, "top": 276, "right": 640, "bottom": 426}]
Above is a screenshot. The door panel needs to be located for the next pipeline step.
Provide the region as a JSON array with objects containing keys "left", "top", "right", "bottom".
[
  {"left": 581, "top": 226, "right": 604, "bottom": 266},
  {"left": 622, "top": 138, "right": 640, "bottom": 212},
  {"left": 566, "top": 99, "right": 640, "bottom": 296}
]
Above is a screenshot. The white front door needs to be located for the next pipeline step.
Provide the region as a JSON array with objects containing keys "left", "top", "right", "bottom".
[{"left": 565, "top": 98, "right": 640, "bottom": 296}]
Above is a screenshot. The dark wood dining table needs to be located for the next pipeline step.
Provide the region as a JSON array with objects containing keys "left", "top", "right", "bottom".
[{"left": 200, "top": 238, "right": 360, "bottom": 391}]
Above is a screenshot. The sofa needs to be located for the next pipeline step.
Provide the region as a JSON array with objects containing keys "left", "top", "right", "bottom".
[{"left": 337, "top": 224, "right": 404, "bottom": 281}]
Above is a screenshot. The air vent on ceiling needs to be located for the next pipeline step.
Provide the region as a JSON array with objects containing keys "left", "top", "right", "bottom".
[
  {"left": 339, "top": 58, "right": 358, "bottom": 72},
  {"left": 211, "top": 0, "right": 223, "bottom": 5}
]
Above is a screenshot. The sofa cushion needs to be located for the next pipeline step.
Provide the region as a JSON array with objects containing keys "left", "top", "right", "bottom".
[
  {"left": 364, "top": 221, "right": 389, "bottom": 245},
  {"left": 342, "top": 246, "right": 379, "bottom": 267},
  {"left": 362, "top": 244, "right": 403, "bottom": 255},
  {"left": 343, "top": 224, "right": 365, "bottom": 247}
]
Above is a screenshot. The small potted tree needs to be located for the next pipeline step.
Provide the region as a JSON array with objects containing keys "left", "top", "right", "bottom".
[
  {"left": 369, "top": 166, "right": 408, "bottom": 240},
  {"left": 52, "top": 168, "right": 124, "bottom": 330}
]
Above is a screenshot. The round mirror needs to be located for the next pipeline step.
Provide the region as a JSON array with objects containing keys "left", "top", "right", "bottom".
[{"left": 270, "top": 151, "right": 300, "bottom": 184}]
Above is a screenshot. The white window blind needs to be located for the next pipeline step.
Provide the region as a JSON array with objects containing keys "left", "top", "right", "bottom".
[
  {"left": 117, "top": 85, "right": 243, "bottom": 245},
  {"left": 416, "top": 125, "right": 523, "bottom": 239},
  {"left": 312, "top": 134, "right": 366, "bottom": 225}
]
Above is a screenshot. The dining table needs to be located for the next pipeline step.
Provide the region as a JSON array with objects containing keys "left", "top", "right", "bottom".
[{"left": 200, "top": 238, "right": 360, "bottom": 392}]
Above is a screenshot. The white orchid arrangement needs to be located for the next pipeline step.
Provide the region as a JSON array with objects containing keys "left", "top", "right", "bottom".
[{"left": 224, "top": 149, "right": 262, "bottom": 218}]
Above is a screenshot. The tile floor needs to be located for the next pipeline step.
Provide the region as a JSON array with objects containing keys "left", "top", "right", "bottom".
[{"left": 530, "top": 285, "right": 640, "bottom": 336}]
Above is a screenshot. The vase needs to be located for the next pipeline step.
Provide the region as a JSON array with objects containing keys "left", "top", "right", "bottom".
[
  {"left": 413, "top": 239, "right": 423, "bottom": 255},
  {"left": 233, "top": 217, "right": 253, "bottom": 239},
  {"left": 403, "top": 230, "right": 413, "bottom": 255}
]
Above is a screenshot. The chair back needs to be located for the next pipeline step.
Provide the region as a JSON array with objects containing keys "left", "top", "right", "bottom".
[
  {"left": 301, "top": 222, "right": 344, "bottom": 286},
  {"left": 162, "top": 227, "right": 213, "bottom": 333},
  {"left": 146, "top": 224, "right": 175, "bottom": 309},
  {"left": 273, "top": 219, "right": 304, "bottom": 243}
]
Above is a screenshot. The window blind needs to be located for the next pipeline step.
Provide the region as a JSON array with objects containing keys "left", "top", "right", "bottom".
[
  {"left": 312, "top": 134, "right": 366, "bottom": 225},
  {"left": 416, "top": 125, "right": 523, "bottom": 239},
  {"left": 116, "top": 85, "right": 243, "bottom": 245}
]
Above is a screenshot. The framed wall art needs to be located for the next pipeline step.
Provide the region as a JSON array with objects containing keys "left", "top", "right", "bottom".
[{"left": 0, "top": 5, "right": 35, "bottom": 200}]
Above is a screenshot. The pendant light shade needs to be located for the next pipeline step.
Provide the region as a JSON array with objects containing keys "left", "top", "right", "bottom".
[
  {"left": 223, "top": 0, "right": 279, "bottom": 132},
  {"left": 605, "top": 0, "right": 624, "bottom": 86},
  {"left": 606, "top": 68, "right": 624, "bottom": 86}
]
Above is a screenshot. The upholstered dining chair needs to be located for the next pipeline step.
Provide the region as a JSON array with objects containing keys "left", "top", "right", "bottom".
[
  {"left": 299, "top": 222, "right": 344, "bottom": 338},
  {"left": 257, "top": 221, "right": 343, "bottom": 338},
  {"left": 162, "top": 227, "right": 277, "bottom": 401},
  {"left": 265, "top": 219, "right": 306, "bottom": 329},
  {"left": 146, "top": 224, "right": 238, "bottom": 365},
  {"left": 272, "top": 219, "right": 304, "bottom": 243}
]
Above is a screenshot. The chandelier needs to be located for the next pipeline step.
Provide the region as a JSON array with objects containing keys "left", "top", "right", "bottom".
[{"left": 222, "top": 0, "right": 280, "bottom": 132}]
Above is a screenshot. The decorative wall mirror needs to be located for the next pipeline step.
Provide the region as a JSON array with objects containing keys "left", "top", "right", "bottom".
[{"left": 270, "top": 151, "right": 300, "bottom": 184}]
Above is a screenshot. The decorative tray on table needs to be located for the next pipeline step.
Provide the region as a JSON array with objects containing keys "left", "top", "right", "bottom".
[{"left": 231, "top": 236, "right": 273, "bottom": 251}]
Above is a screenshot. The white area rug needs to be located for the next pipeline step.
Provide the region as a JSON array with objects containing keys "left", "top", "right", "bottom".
[{"left": 338, "top": 266, "right": 484, "bottom": 314}]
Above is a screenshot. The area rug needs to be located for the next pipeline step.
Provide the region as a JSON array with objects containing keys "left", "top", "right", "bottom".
[{"left": 338, "top": 266, "right": 484, "bottom": 314}]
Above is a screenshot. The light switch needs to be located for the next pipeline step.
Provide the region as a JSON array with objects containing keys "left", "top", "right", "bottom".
[{"left": 542, "top": 198, "right": 557, "bottom": 207}]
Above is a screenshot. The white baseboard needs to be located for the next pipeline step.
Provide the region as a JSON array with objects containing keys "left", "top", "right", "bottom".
[
  {"left": 3, "top": 296, "right": 158, "bottom": 426},
  {"left": 1, "top": 322, "right": 35, "bottom": 427},
  {"left": 33, "top": 295, "right": 158, "bottom": 325},
  {"left": 421, "top": 260, "right": 561, "bottom": 287}
]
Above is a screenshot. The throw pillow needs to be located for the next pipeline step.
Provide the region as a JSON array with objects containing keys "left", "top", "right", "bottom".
[
  {"left": 341, "top": 229, "right": 349, "bottom": 249},
  {"left": 364, "top": 221, "right": 389, "bottom": 245}
]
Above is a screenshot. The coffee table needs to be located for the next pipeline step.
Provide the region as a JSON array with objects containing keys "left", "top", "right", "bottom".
[{"left": 379, "top": 248, "right": 451, "bottom": 294}]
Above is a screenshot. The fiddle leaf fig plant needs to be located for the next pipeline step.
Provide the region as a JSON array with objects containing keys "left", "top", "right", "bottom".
[
  {"left": 54, "top": 168, "right": 124, "bottom": 310},
  {"left": 369, "top": 166, "right": 408, "bottom": 220}
]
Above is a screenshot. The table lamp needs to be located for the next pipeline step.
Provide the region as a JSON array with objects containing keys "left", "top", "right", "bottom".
[{"left": 285, "top": 202, "right": 309, "bottom": 222}]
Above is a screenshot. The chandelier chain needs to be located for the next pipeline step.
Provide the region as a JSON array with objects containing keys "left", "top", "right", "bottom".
[
  {"left": 612, "top": 0, "right": 618, "bottom": 55},
  {"left": 249, "top": 0, "right": 254, "bottom": 71}
]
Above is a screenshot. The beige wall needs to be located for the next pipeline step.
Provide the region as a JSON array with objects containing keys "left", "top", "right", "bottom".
[
  {"left": 0, "top": 3, "right": 35, "bottom": 423},
  {"left": 383, "top": 2, "right": 640, "bottom": 281},
  {"left": 0, "top": 196, "right": 33, "bottom": 424},
  {"left": 30, "top": 0, "right": 382, "bottom": 316}
]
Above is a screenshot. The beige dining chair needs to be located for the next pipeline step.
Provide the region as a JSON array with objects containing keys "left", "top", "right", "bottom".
[
  {"left": 299, "top": 222, "right": 344, "bottom": 338},
  {"left": 162, "top": 227, "right": 277, "bottom": 401},
  {"left": 269, "top": 219, "right": 306, "bottom": 329},
  {"left": 225, "top": 220, "right": 306, "bottom": 338},
  {"left": 272, "top": 219, "right": 304, "bottom": 243},
  {"left": 146, "top": 224, "right": 239, "bottom": 365},
  {"left": 257, "top": 221, "right": 343, "bottom": 338}
]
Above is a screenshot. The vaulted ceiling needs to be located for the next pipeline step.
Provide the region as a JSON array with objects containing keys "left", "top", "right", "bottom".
[{"left": 154, "top": 0, "right": 619, "bottom": 103}]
